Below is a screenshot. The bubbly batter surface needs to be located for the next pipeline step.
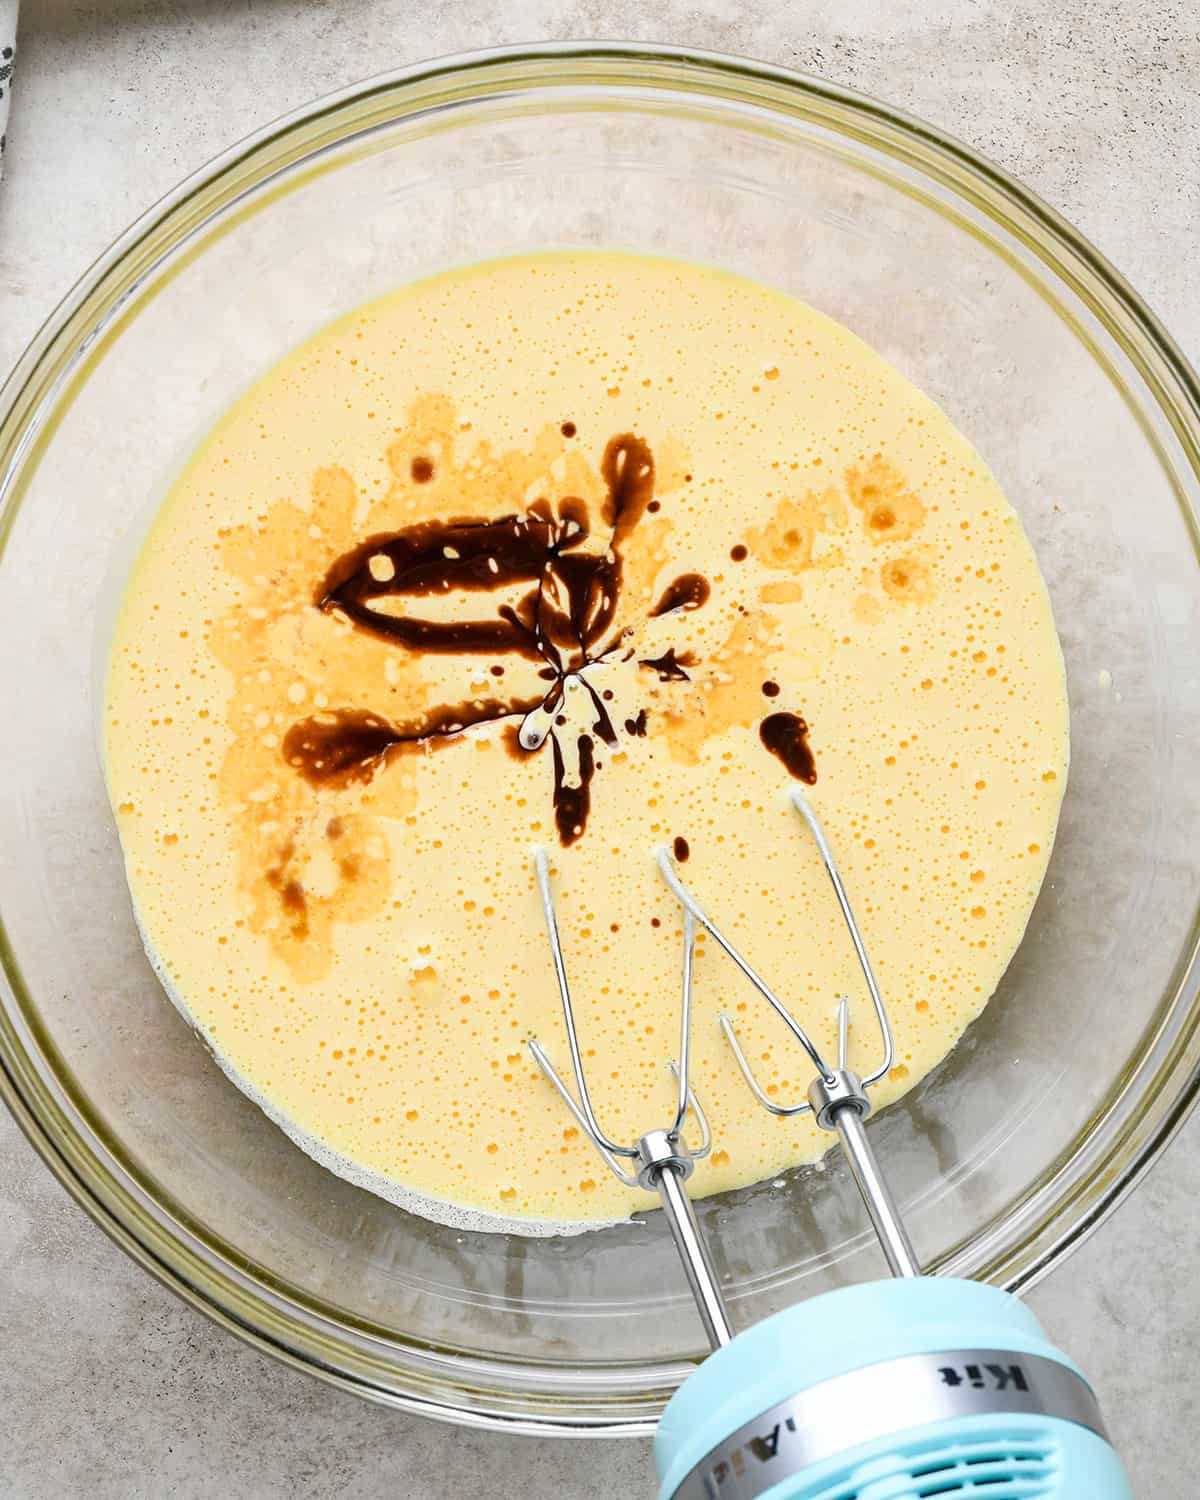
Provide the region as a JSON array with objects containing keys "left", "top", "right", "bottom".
[{"left": 104, "top": 253, "right": 1068, "bottom": 1228}]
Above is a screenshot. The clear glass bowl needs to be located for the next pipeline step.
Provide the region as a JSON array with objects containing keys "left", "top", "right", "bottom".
[{"left": 1, "top": 43, "right": 1198, "bottom": 1434}]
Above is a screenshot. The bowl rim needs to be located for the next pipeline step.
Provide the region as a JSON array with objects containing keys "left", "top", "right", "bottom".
[{"left": 1, "top": 39, "right": 1198, "bottom": 1436}]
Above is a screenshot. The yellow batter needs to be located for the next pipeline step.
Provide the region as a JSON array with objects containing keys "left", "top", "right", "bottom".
[{"left": 103, "top": 253, "right": 1067, "bottom": 1229}]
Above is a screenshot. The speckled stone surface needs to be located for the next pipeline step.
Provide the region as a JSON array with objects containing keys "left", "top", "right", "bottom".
[{"left": 0, "top": 4, "right": 1196, "bottom": 1495}]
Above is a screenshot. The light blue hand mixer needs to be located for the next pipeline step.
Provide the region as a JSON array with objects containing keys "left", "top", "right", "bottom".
[{"left": 528, "top": 791, "right": 1134, "bottom": 1500}]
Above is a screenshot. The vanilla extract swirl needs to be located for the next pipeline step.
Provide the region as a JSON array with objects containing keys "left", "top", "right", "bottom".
[{"left": 283, "top": 432, "right": 812, "bottom": 842}]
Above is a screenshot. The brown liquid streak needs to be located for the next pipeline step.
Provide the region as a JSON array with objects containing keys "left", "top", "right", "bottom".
[
  {"left": 551, "top": 734, "right": 596, "bottom": 846},
  {"left": 650, "top": 573, "right": 711, "bottom": 617},
  {"left": 759, "top": 712, "right": 817, "bottom": 784},
  {"left": 579, "top": 678, "right": 620, "bottom": 747},
  {"left": 638, "top": 647, "right": 694, "bottom": 683},
  {"left": 283, "top": 698, "right": 542, "bottom": 787},
  {"left": 289, "top": 434, "right": 714, "bottom": 841}
]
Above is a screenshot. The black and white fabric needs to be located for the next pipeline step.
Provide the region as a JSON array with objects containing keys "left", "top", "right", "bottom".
[{"left": 0, "top": 1, "right": 14, "bottom": 174}]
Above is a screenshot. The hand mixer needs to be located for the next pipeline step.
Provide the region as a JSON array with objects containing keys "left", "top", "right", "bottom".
[{"left": 528, "top": 791, "right": 1134, "bottom": 1500}]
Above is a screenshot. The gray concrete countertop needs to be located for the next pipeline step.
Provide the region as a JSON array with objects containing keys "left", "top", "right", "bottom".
[{"left": 1, "top": 3, "right": 1196, "bottom": 1495}]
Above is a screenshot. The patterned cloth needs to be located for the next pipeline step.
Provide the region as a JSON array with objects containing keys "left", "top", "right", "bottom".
[{"left": 0, "top": 1, "right": 14, "bottom": 173}]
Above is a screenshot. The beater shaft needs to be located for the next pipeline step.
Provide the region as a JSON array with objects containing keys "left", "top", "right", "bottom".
[
  {"left": 663, "top": 792, "right": 922, "bottom": 1281},
  {"left": 529, "top": 789, "right": 920, "bottom": 1356},
  {"left": 830, "top": 1106, "right": 920, "bottom": 1278},
  {"left": 654, "top": 1152, "right": 734, "bottom": 1348},
  {"left": 528, "top": 849, "right": 733, "bottom": 1348},
  {"left": 807, "top": 997, "right": 920, "bottom": 1277}
]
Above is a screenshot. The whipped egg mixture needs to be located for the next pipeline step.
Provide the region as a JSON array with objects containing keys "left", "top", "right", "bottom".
[{"left": 103, "top": 253, "right": 1067, "bottom": 1229}]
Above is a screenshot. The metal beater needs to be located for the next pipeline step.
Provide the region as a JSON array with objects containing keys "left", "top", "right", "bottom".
[{"left": 527, "top": 789, "right": 1133, "bottom": 1500}]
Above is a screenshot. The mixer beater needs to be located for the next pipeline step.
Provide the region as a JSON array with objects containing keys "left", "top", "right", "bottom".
[{"left": 529, "top": 790, "right": 1133, "bottom": 1500}]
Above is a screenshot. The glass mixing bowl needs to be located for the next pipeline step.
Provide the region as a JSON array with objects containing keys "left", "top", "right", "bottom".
[{"left": 1, "top": 43, "right": 1198, "bottom": 1435}]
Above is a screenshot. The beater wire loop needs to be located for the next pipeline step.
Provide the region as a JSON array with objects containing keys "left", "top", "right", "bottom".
[
  {"left": 661, "top": 791, "right": 896, "bottom": 1113},
  {"left": 788, "top": 789, "right": 895, "bottom": 1087},
  {"left": 527, "top": 849, "right": 710, "bottom": 1188},
  {"left": 656, "top": 845, "right": 833, "bottom": 1081},
  {"left": 524, "top": 789, "right": 917, "bottom": 1322}
]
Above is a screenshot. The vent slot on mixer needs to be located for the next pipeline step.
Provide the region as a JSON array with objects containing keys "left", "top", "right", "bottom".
[{"left": 803, "top": 1428, "right": 1057, "bottom": 1500}]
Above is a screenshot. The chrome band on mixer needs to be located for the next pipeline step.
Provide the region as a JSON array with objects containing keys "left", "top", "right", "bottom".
[{"left": 668, "top": 1349, "right": 1107, "bottom": 1500}]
